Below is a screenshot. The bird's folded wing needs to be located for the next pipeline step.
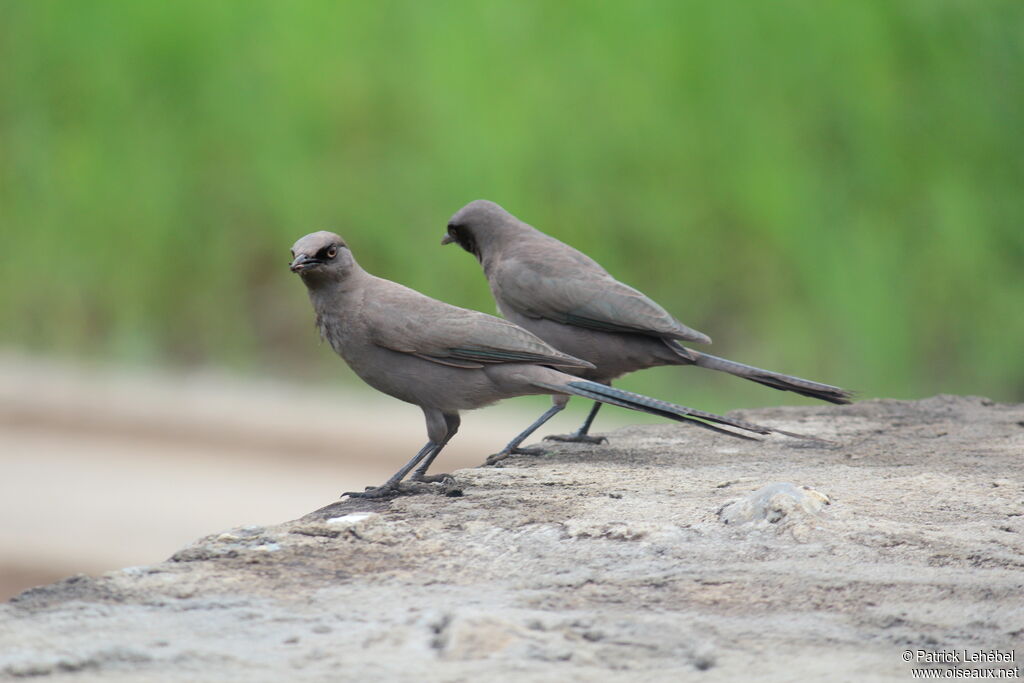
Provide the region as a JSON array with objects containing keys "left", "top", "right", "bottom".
[
  {"left": 366, "top": 283, "right": 593, "bottom": 369},
  {"left": 495, "top": 258, "right": 710, "bottom": 343}
]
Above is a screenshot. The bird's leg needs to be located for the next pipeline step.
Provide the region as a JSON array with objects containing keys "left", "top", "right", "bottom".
[
  {"left": 343, "top": 441, "right": 439, "bottom": 499},
  {"left": 544, "top": 400, "right": 608, "bottom": 445},
  {"left": 409, "top": 411, "right": 460, "bottom": 483},
  {"left": 484, "top": 403, "right": 565, "bottom": 466},
  {"left": 409, "top": 438, "right": 454, "bottom": 483}
]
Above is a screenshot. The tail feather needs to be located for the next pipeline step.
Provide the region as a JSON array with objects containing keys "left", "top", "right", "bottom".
[
  {"left": 532, "top": 378, "right": 819, "bottom": 442},
  {"left": 682, "top": 349, "right": 853, "bottom": 405},
  {"left": 559, "top": 382, "right": 761, "bottom": 442}
]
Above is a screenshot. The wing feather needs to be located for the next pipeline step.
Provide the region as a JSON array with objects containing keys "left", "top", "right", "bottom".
[
  {"left": 493, "top": 253, "right": 710, "bottom": 343},
  {"left": 366, "top": 279, "right": 593, "bottom": 370}
]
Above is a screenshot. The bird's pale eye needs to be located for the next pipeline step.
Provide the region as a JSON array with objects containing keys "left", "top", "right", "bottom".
[{"left": 327, "top": 246, "right": 337, "bottom": 259}]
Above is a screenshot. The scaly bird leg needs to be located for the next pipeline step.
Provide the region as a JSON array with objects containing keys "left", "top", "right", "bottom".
[
  {"left": 483, "top": 403, "right": 566, "bottom": 466},
  {"left": 343, "top": 441, "right": 440, "bottom": 499},
  {"left": 544, "top": 400, "right": 607, "bottom": 445}
]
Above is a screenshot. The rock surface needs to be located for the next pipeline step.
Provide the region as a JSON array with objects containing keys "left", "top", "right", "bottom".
[{"left": 2, "top": 396, "right": 1022, "bottom": 681}]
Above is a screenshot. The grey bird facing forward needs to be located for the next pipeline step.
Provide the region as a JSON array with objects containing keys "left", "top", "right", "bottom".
[
  {"left": 290, "top": 231, "right": 799, "bottom": 498},
  {"left": 442, "top": 200, "right": 851, "bottom": 462}
]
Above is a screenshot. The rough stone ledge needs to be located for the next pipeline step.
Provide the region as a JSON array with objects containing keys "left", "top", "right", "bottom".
[{"left": 2, "top": 396, "right": 1022, "bottom": 681}]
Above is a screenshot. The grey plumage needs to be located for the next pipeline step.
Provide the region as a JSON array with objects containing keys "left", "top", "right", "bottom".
[
  {"left": 442, "top": 200, "right": 851, "bottom": 459},
  {"left": 290, "top": 231, "right": 793, "bottom": 497}
]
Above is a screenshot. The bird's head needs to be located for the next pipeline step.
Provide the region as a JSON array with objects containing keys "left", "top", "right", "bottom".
[
  {"left": 289, "top": 231, "right": 354, "bottom": 284},
  {"left": 441, "top": 199, "right": 518, "bottom": 260}
]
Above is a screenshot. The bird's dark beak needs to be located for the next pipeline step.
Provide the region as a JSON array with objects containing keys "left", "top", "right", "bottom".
[
  {"left": 289, "top": 254, "right": 321, "bottom": 273},
  {"left": 441, "top": 233, "right": 454, "bottom": 245}
]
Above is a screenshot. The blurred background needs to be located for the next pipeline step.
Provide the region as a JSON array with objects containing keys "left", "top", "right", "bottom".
[{"left": 1, "top": 1, "right": 1021, "bottom": 597}]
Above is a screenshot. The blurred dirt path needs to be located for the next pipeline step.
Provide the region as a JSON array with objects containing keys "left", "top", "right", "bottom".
[{"left": 0, "top": 354, "right": 609, "bottom": 599}]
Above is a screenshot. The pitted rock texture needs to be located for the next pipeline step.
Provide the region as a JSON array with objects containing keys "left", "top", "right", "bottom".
[{"left": 2, "top": 396, "right": 1022, "bottom": 681}]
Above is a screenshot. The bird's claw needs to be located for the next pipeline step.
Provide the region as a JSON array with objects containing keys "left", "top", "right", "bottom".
[
  {"left": 343, "top": 475, "right": 458, "bottom": 499},
  {"left": 342, "top": 482, "right": 421, "bottom": 499},
  {"left": 342, "top": 484, "right": 402, "bottom": 499},
  {"left": 543, "top": 433, "right": 608, "bottom": 445}
]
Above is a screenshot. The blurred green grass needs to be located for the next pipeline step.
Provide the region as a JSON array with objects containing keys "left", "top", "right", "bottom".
[{"left": 1, "top": 0, "right": 1022, "bottom": 410}]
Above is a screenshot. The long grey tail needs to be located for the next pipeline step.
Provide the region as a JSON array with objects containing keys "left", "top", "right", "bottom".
[
  {"left": 679, "top": 348, "right": 853, "bottom": 405},
  {"left": 532, "top": 379, "right": 810, "bottom": 442}
]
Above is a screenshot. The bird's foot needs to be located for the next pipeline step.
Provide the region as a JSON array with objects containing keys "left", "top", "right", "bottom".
[
  {"left": 543, "top": 433, "right": 608, "bottom": 445},
  {"left": 482, "top": 446, "right": 547, "bottom": 467},
  {"left": 409, "top": 472, "right": 453, "bottom": 484},
  {"left": 342, "top": 485, "right": 401, "bottom": 499},
  {"left": 343, "top": 474, "right": 462, "bottom": 499},
  {"left": 341, "top": 481, "right": 432, "bottom": 499}
]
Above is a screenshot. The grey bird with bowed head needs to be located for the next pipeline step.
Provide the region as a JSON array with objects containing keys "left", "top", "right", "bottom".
[
  {"left": 442, "top": 200, "right": 851, "bottom": 462},
  {"left": 289, "top": 230, "right": 798, "bottom": 498}
]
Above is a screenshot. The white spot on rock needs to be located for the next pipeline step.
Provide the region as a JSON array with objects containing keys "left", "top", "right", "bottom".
[{"left": 326, "top": 513, "right": 376, "bottom": 526}]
